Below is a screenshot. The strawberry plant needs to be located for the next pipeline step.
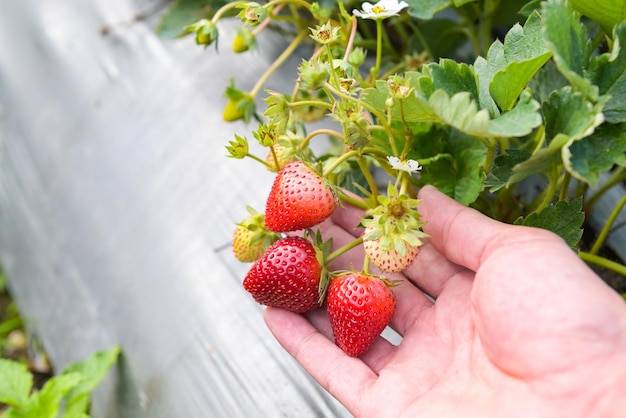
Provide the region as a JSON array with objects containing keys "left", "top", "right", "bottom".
[
  {"left": 0, "top": 346, "right": 119, "bottom": 418},
  {"left": 158, "top": 0, "right": 626, "bottom": 355}
]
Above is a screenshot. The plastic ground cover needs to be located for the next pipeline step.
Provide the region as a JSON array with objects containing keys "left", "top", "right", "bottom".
[{"left": 0, "top": 0, "right": 350, "bottom": 416}]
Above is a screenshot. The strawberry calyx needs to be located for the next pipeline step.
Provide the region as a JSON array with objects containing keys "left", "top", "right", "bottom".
[{"left": 306, "top": 229, "right": 334, "bottom": 305}]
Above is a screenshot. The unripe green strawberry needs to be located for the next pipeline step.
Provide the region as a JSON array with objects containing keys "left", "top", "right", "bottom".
[
  {"left": 223, "top": 98, "right": 246, "bottom": 122},
  {"left": 232, "top": 224, "right": 265, "bottom": 262},
  {"left": 363, "top": 225, "right": 421, "bottom": 272},
  {"left": 243, "top": 236, "right": 322, "bottom": 313},
  {"left": 326, "top": 273, "right": 396, "bottom": 357},
  {"left": 232, "top": 28, "right": 256, "bottom": 53},
  {"left": 265, "top": 161, "right": 337, "bottom": 232},
  {"left": 232, "top": 208, "right": 280, "bottom": 263},
  {"left": 265, "top": 143, "right": 290, "bottom": 172}
]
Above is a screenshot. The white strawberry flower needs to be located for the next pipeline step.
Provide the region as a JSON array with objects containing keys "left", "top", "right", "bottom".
[
  {"left": 352, "top": 0, "right": 409, "bottom": 20},
  {"left": 387, "top": 156, "right": 422, "bottom": 173}
]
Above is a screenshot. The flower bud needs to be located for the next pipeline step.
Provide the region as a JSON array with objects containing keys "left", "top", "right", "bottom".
[
  {"left": 348, "top": 47, "right": 367, "bottom": 67},
  {"left": 232, "top": 28, "right": 256, "bottom": 53},
  {"left": 237, "top": 2, "right": 265, "bottom": 26},
  {"left": 185, "top": 19, "right": 218, "bottom": 47}
]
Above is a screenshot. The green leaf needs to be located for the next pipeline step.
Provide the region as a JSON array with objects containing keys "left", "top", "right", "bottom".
[
  {"left": 156, "top": 0, "right": 226, "bottom": 39},
  {"left": 485, "top": 148, "right": 532, "bottom": 191},
  {"left": 514, "top": 198, "right": 584, "bottom": 249},
  {"left": 488, "top": 90, "right": 542, "bottom": 137},
  {"left": 453, "top": 0, "right": 477, "bottom": 6},
  {"left": 542, "top": 87, "right": 604, "bottom": 143},
  {"left": 406, "top": 0, "right": 451, "bottom": 19},
  {"left": 429, "top": 90, "right": 490, "bottom": 137},
  {"left": 62, "top": 346, "right": 121, "bottom": 415},
  {"left": 528, "top": 60, "right": 569, "bottom": 104},
  {"left": 509, "top": 133, "right": 570, "bottom": 185},
  {"left": 476, "top": 12, "right": 550, "bottom": 113},
  {"left": 25, "top": 373, "right": 82, "bottom": 418},
  {"left": 363, "top": 77, "right": 439, "bottom": 123},
  {"left": 571, "top": 0, "right": 626, "bottom": 35},
  {"left": 474, "top": 42, "right": 505, "bottom": 116},
  {"left": 426, "top": 59, "right": 480, "bottom": 104},
  {"left": 541, "top": 0, "right": 597, "bottom": 99},
  {"left": 414, "top": 127, "right": 487, "bottom": 205},
  {"left": 564, "top": 123, "right": 626, "bottom": 185},
  {"left": 588, "top": 23, "right": 626, "bottom": 123},
  {"left": 491, "top": 54, "right": 552, "bottom": 111},
  {"left": 0, "top": 359, "right": 32, "bottom": 408}
]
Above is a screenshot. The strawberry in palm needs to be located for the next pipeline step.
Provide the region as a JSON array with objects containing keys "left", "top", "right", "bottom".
[
  {"left": 265, "top": 161, "right": 337, "bottom": 232},
  {"left": 326, "top": 272, "right": 397, "bottom": 357},
  {"left": 361, "top": 184, "right": 428, "bottom": 272},
  {"left": 243, "top": 236, "right": 323, "bottom": 313}
]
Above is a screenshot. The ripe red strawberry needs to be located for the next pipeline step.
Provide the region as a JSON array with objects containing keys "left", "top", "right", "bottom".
[
  {"left": 243, "top": 236, "right": 322, "bottom": 313},
  {"left": 326, "top": 273, "right": 396, "bottom": 357},
  {"left": 363, "top": 225, "right": 421, "bottom": 272},
  {"left": 265, "top": 161, "right": 336, "bottom": 232}
]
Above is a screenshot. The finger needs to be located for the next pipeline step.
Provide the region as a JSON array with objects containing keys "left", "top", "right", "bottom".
[
  {"left": 264, "top": 307, "right": 375, "bottom": 413},
  {"left": 402, "top": 242, "right": 469, "bottom": 299},
  {"left": 417, "top": 185, "right": 512, "bottom": 273},
  {"left": 330, "top": 200, "right": 366, "bottom": 237}
]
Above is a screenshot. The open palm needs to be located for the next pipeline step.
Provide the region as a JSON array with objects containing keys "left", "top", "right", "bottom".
[{"left": 264, "top": 186, "right": 626, "bottom": 418}]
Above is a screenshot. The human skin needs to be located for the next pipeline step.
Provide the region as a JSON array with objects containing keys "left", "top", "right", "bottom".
[{"left": 264, "top": 185, "right": 626, "bottom": 418}]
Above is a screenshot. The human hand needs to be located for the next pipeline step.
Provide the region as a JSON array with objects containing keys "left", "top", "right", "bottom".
[{"left": 264, "top": 185, "right": 626, "bottom": 418}]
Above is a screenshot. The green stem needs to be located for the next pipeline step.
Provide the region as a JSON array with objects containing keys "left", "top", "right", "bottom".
[
  {"left": 335, "top": 0, "right": 352, "bottom": 22},
  {"left": 371, "top": 19, "right": 384, "bottom": 81},
  {"left": 269, "top": 145, "right": 280, "bottom": 171},
  {"left": 288, "top": 100, "right": 334, "bottom": 110},
  {"left": 585, "top": 167, "right": 626, "bottom": 211},
  {"left": 264, "top": 0, "right": 312, "bottom": 11},
  {"left": 247, "top": 152, "right": 273, "bottom": 169},
  {"left": 405, "top": 18, "right": 433, "bottom": 59},
  {"left": 249, "top": 30, "right": 307, "bottom": 98},
  {"left": 362, "top": 254, "right": 371, "bottom": 275},
  {"left": 301, "top": 128, "right": 344, "bottom": 149},
  {"left": 326, "top": 46, "right": 342, "bottom": 91},
  {"left": 590, "top": 193, "right": 626, "bottom": 255},
  {"left": 323, "top": 150, "right": 359, "bottom": 177},
  {"left": 534, "top": 169, "right": 559, "bottom": 213},
  {"left": 212, "top": 1, "right": 249, "bottom": 21},
  {"left": 326, "top": 236, "right": 364, "bottom": 263},
  {"left": 356, "top": 154, "right": 380, "bottom": 201},
  {"left": 323, "top": 82, "right": 393, "bottom": 141},
  {"left": 337, "top": 189, "right": 370, "bottom": 210},
  {"left": 560, "top": 171, "right": 572, "bottom": 201},
  {"left": 482, "top": 141, "right": 496, "bottom": 174},
  {"left": 579, "top": 252, "right": 626, "bottom": 277}
]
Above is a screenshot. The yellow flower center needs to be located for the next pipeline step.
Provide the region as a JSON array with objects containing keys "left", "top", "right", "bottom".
[{"left": 372, "top": 5, "right": 386, "bottom": 13}]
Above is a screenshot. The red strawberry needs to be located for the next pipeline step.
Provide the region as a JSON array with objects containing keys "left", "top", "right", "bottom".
[
  {"left": 243, "top": 236, "right": 322, "bottom": 313},
  {"left": 265, "top": 161, "right": 336, "bottom": 232},
  {"left": 326, "top": 273, "right": 396, "bottom": 357}
]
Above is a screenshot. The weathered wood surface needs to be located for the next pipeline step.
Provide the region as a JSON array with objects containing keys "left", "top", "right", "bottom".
[{"left": 0, "top": 0, "right": 349, "bottom": 416}]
